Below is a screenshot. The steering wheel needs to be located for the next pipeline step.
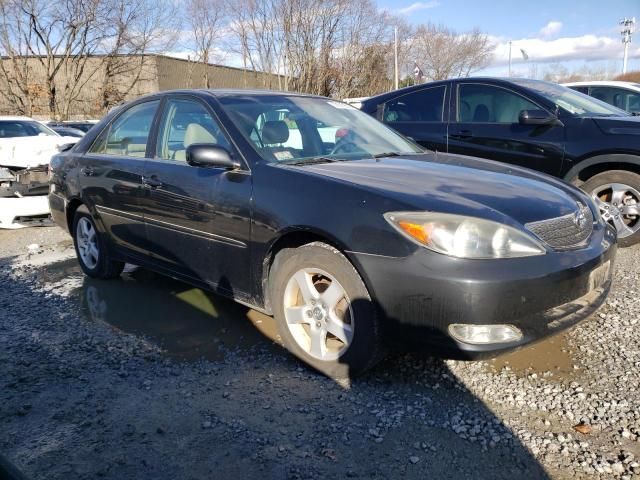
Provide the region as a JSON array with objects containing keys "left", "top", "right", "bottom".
[{"left": 330, "top": 139, "right": 359, "bottom": 155}]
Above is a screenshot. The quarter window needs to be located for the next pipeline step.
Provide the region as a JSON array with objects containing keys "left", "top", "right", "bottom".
[
  {"left": 90, "top": 100, "right": 159, "bottom": 157},
  {"left": 155, "top": 99, "right": 230, "bottom": 161},
  {"left": 383, "top": 86, "right": 446, "bottom": 123},
  {"left": 457, "top": 84, "right": 540, "bottom": 123}
]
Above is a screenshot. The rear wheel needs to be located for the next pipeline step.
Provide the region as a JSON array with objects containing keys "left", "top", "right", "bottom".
[
  {"left": 582, "top": 170, "right": 640, "bottom": 247},
  {"left": 269, "top": 242, "right": 383, "bottom": 378},
  {"left": 72, "top": 205, "right": 124, "bottom": 279}
]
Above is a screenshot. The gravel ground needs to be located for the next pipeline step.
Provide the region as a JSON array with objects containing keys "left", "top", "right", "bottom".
[{"left": 1, "top": 226, "right": 639, "bottom": 479}]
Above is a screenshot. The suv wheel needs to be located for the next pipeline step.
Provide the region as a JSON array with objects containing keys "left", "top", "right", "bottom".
[
  {"left": 72, "top": 205, "right": 124, "bottom": 279},
  {"left": 269, "top": 242, "right": 383, "bottom": 378},
  {"left": 582, "top": 170, "right": 640, "bottom": 247}
]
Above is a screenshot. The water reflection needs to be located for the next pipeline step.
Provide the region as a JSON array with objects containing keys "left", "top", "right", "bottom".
[{"left": 39, "top": 259, "right": 281, "bottom": 362}]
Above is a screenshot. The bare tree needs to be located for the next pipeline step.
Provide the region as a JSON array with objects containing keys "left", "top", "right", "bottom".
[
  {"left": 185, "top": 0, "right": 227, "bottom": 88},
  {"left": 0, "top": 0, "right": 177, "bottom": 118},
  {"left": 0, "top": 0, "right": 110, "bottom": 119},
  {"left": 99, "top": 0, "right": 179, "bottom": 112},
  {"left": 412, "top": 24, "right": 494, "bottom": 81}
]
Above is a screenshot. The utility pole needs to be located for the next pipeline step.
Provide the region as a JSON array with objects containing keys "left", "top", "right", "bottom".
[
  {"left": 394, "top": 26, "right": 399, "bottom": 90},
  {"left": 508, "top": 41, "right": 512, "bottom": 77},
  {"left": 620, "top": 17, "right": 635, "bottom": 74}
]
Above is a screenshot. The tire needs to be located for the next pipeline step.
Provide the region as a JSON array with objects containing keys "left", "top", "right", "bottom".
[
  {"left": 72, "top": 205, "right": 124, "bottom": 279},
  {"left": 581, "top": 170, "right": 640, "bottom": 248},
  {"left": 269, "top": 242, "right": 384, "bottom": 379}
]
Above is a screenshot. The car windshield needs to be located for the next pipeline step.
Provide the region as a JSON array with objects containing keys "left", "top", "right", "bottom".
[
  {"left": 217, "top": 94, "right": 423, "bottom": 164},
  {"left": 511, "top": 79, "right": 630, "bottom": 117},
  {"left": 0, "top": 120, "right": 59, "bottom": 138}
]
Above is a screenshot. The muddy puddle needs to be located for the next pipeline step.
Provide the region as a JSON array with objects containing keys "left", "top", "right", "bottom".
[
  {"left": 486, "top": 332, "right": 579, "bottom": 381},
  {"left": 37, "top": 259, "right": 282, "bottom": 362}
]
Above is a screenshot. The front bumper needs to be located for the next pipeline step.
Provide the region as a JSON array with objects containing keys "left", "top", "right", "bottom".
[
  {"left": 0, "top": 195, "right": 50, "bottom": 229},
  {"left": 350, "top": 222, "right": 617, "bottom": 359}
]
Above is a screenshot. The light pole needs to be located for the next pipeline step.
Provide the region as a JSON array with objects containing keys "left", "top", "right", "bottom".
[
  {"left": 394, "top": 26, "right": 399, "bottom": 90},
  {"left": 620, "top": 17, "right": 635, "bottom": 75},
  {"left": 508, "top": 41, "right": 512, "bottom": 77}
]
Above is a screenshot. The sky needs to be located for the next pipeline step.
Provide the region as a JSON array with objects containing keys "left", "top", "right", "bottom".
[{"left": 379, "top": 0, "right": 640, "bottom": 77}]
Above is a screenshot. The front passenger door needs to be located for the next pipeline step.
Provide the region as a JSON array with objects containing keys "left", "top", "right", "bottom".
[{"left": 141, "top": 97, "right": 253, "bottom": 297}]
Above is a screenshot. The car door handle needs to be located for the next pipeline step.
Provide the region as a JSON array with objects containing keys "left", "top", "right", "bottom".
[
  {"left": 142, "top": 176, "right": 163, "bottom": 188},
  {"left": 449, "top": 130, "right": 473, "bottom": 140},
  {"left": 80, "top": 166, "right": 95, "bottom": 176}
]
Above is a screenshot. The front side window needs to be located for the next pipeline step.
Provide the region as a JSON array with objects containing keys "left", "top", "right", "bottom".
[
  {"left": 589, "top": 87, "right": 640, "bottom": 114},
  {"left": 510, "top": 79, "right": 628, "bottom": 117},
  {"left": 156, "top": 99, "right": 231, "bottom": 161},
  {"left": 383, "top": 86, "right": 446, "bottom": 123},
  {"left": 457, "top": 84, "right": 540, "bottom": 123},
  {"left": 90, "top": 100, "right": 159, "bottom": 157},
  {"left": 218, "top": 95, "right": 422, "bottom": 164}
]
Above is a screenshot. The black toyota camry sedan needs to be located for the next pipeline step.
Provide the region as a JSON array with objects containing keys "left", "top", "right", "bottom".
[{"left": 49, "top": 90, "right": 617, "bottom": 377}]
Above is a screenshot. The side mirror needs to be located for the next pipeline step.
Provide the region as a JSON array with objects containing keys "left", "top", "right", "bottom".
[
  {"left": 519, "top": 109, "right": 559, "bottom": 126},
  {"left": 186, "top": 144, "right": 240, "bottom": 170}
]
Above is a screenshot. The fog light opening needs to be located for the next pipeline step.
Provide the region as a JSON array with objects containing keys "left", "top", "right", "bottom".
[{"left": 448, "top": 324, "right": 523, "bottom": 345}]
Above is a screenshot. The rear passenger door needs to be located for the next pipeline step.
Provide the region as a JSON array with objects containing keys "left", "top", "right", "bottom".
[
  {"left": 82, "top": 99, "right": 160, "bottom": 257},
  {"left": 447, "top": 82, "right": 565, "bottom": 176},
  {"left": 141, "top": 96, "right": 253, "bottom": 297},
  {"left": 379, "top": 84, "right": 449, "bottom": 152}
]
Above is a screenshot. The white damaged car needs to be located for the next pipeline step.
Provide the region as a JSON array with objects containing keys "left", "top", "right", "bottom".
[{"left": 0, "top": 116, "right": 79, "bottom": 228}]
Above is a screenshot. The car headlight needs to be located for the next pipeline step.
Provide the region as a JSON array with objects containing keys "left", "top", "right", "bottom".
[{"left": 384, "top": 212, "right": 546, "bottom": 259}]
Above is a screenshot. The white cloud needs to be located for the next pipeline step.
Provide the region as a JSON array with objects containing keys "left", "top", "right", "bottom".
[
  {"left": 539, "top": 20, "right": 563, "bottom": 38},
  {"left": 490, "top": 34, "right": 640, "bottom": 67},
  {"left": 395, "top": 1, "right": 440, "bottom": 15}
]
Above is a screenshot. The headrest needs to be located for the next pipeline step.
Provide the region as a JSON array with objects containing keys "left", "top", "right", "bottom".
[
  {"left": 262, "top": 121, "right": 289, "bottom": 144},
  {"left": 184, "top": 123, "right": 216, "bottom": 147}
]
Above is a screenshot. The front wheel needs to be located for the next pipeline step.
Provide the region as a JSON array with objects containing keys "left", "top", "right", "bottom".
[
  {"left": 269, "top": 242, "right": 383, "bottom": 378},
  {"left": 72, "top": 205, "right": 124, "bottom": 279},
  {"left": 582, "top": 170, "right": 640, "bottom": 247}
]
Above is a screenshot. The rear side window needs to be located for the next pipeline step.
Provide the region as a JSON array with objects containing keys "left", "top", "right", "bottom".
[
  {"left": 383, "top": 86, "right": 446, "bottom": 123},
  {"left": 457, "top": 84, "right": 540, "bottom": 123},
  {"left": 90, "top": 100, "right": 159, "bottom": 157}
]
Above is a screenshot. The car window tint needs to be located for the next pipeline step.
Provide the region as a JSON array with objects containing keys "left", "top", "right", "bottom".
[
  {"left": 458, "top": 84, "right": 539, "bottom": 123},
  {"left": 90, "top": 100, "right": 159, "bottom": 157},
  {"left": 156, "top": 99, "right": 231, "bottom": 161},
  {"left": 382, "top": 86, "right": 446, "bottom": 123},
  {"left": 589, "top": 87, "right": 640, "bottom": 114}
]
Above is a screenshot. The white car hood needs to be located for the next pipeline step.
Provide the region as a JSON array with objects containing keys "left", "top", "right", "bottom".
[{"left": 0, "top": 135, "right": 78, "bottom": 169}]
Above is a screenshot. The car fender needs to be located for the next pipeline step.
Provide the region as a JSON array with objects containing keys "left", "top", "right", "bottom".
[{"left": 563, "top": 153, "right": 640, "bottom": 183}]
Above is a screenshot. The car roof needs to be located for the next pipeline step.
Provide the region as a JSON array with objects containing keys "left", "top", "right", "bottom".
[{"left": 563, "top": 80, "right": 640, "bottom": 92}]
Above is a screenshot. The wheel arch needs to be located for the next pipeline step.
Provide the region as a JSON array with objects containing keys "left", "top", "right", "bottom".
[
  {"left": 564, "top": 153, "right": 640, "bottom": 185},
  {"left": 260, "top": 227, "right": 363, "bottom": 315},
  {"left": 65, "top": 197, "right": 84, "bottom": 233}
]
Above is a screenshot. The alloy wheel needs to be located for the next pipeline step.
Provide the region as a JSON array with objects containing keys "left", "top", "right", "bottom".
[
  {"left": 592, "top": 182, "right": 640, "bottom": 239},
  {"left": 76, "top": 217, "right": 100, "bottom": 269},
  {"left": 283, "top": 268, "right": 354, "bottom": 361}
]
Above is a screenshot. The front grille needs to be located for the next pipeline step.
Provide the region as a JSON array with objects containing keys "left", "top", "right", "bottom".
[{"left": 525, "top": 203, "right": 594, "bottom": 249}]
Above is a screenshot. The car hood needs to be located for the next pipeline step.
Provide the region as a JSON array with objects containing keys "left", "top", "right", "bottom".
[
  {"left": 592, "top": 116, "right": 640, "bottom": 135},
  {"left": 0, "top": 135, "right": 79, "bottom": 169},
  {"left": 295, "top": 153, "right": 590, "bottom": 226}
]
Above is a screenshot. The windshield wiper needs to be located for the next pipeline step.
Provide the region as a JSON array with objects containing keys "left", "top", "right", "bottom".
[
  {"left": 371, "top": 151, "right": 419, "bottom": 159},
  {"left": 283, "top": 156, "right": 340, "bottom": 166}
]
